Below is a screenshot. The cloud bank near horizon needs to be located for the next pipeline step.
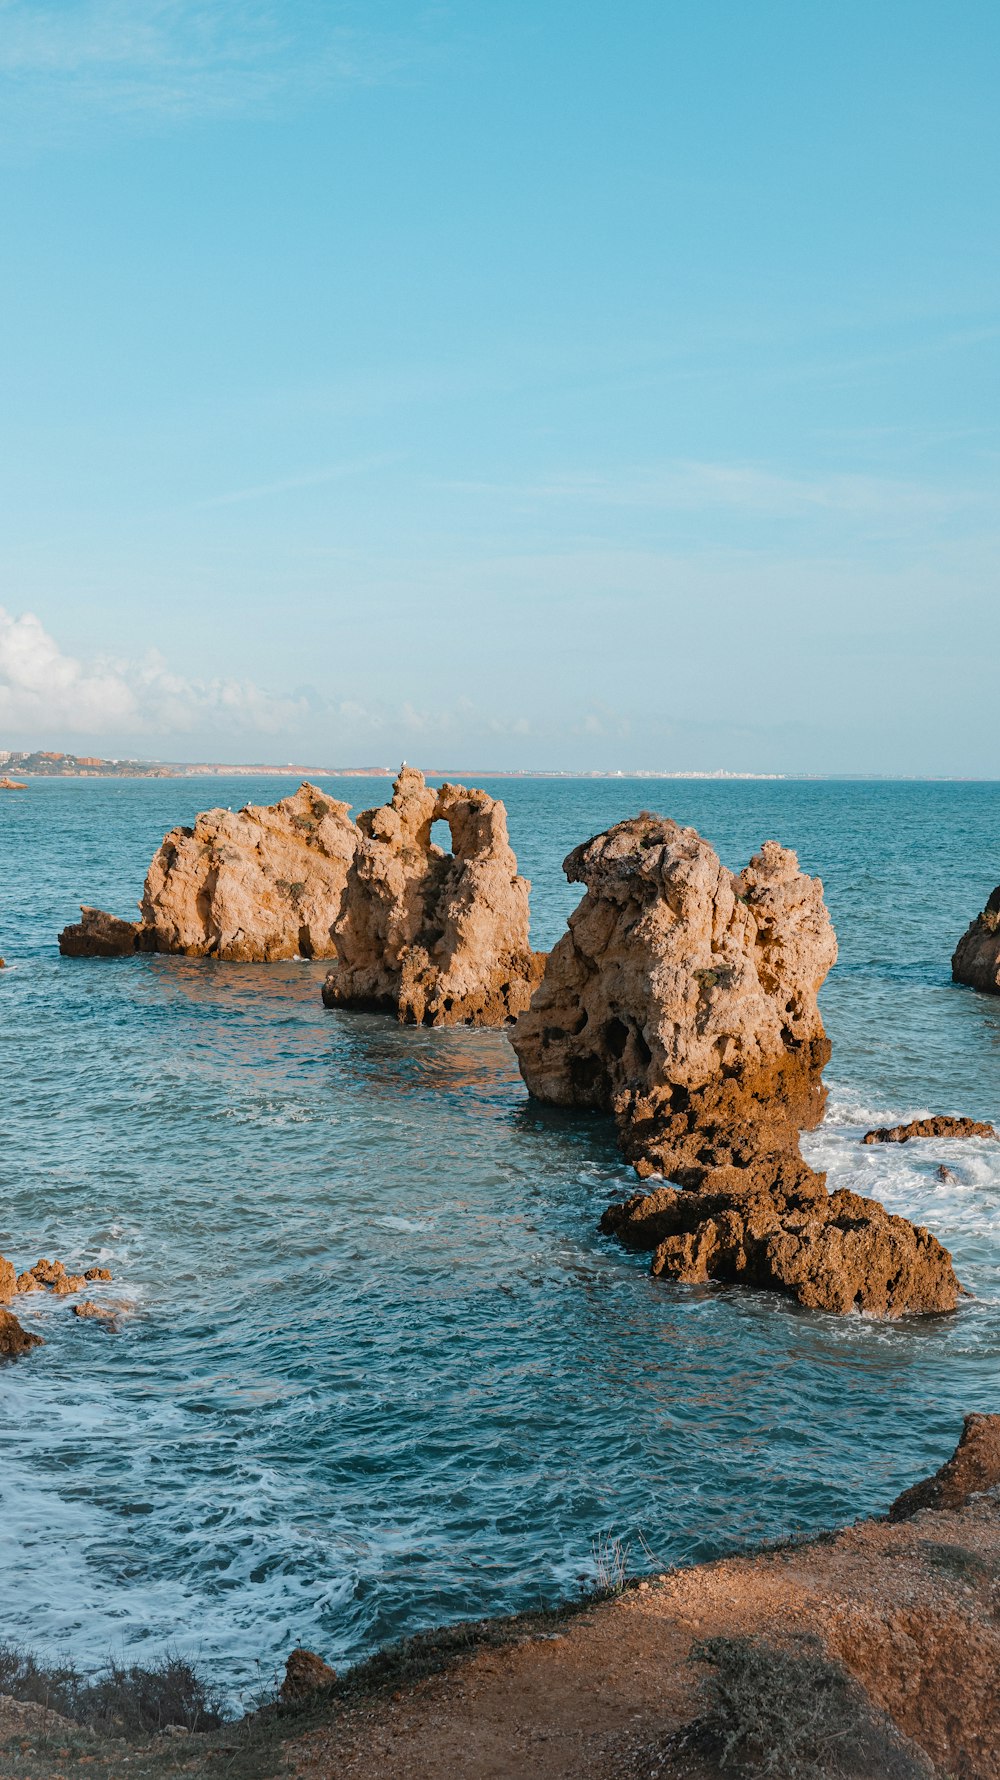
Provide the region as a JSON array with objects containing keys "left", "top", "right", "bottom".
[{"left": 0, "top": 607, "right": 311, "bottom": 746}]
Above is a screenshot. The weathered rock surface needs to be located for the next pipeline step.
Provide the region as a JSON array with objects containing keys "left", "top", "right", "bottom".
[
  {"left": 323, "top": 767, "right": 544, "bottom": 1026},
  {"left": 863, "top": 1115, "right": 996, "bottom": 1145},
  {"left": 889, "top": 1413, "right": 1000, "bottom": 1521},
  {"left": 512, "top": 814, "right": 961, "bottom": 1315},
  {"left": 0, "top": 1255, "right": 16, "bottom": 1300},
  {"left": 602, "top": 1179, "right": 960, "bottom": 1316},
  {"left": 59, "top": 905, "right": 144, "bottom": 957},
  {"left": 952, "top": 884, "right": 1000, "bottom": 994},
  {"left": 280, "top": 1647, "right": 338, "bottom": 1701},
  {"left": 0, "top": 1306, "right": 42, "bottom": 1359},
  {"left": 59, "top": 783, "right": 358, "bottom": 962},
  {"left": 0, "top": 775, "right": 26, "bottom": 789}
]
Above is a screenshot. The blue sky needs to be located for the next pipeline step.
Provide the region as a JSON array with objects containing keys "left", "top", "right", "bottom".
[{"left": 0, "top": 0, "right": 997, "bottom": 772}]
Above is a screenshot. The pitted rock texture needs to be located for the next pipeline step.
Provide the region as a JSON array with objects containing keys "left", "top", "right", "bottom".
[
  {"left": 59, "top": 783, "right": 358, "bottom": 962},
  {"left": 601, "top": 1179, "right": 960, "bottom": 1316},
  {"left": 0, "top": 1307, "right": 42, "bottom": 1359},
  {"left": 511, "top": 814, "right": 837, "bottom": 1151},
  {"left": 889, "top": 1414, "right": 1000, "bottom": 1521},
  {"left": 58, "top": 905, "right": 143, "bottom": 957},
  {"left": 513, "top": 813, "right": 960, "bottom": 1316},
  {"left": 322, "top": 767, "right": 544, "bottom": 1027},
  {"left": 953, "top": 884, "right": 1000, "bottom": 994},
  {"left": 863, "top": 1116, "right": 996, "bottom": 1145}
]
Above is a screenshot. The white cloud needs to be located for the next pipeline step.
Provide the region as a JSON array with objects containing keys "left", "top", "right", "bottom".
[
  {"left": 0, "top": 607, "right": 308, "bottom": 740},
  {"left": 0, "top": 1, "right": 406, "bottom": 142}
]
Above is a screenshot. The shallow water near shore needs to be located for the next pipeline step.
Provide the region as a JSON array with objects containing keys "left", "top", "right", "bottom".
[{"left": 1, "top": 775, "right": 999, "bottom": 1693}]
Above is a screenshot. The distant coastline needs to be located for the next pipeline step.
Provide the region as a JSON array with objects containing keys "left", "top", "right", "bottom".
[{"left": 0, "top": 749, "right": 995, "bottom": 782}]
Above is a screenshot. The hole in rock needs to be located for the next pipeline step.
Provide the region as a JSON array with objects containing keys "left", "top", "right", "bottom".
[
  {"left": 604, "top": 1018, "right": 629, "bottom": 1059},
  {"left": 635, "top": 1031, "right": 652, "bottom": 1068},
  {"left": 429, "top": 819, "right": 453, "bottom": 856}
]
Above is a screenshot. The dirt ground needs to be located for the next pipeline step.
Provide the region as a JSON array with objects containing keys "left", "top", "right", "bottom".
[{"left": 4, "top": 1490, "right": 997, "bottom": 1780}]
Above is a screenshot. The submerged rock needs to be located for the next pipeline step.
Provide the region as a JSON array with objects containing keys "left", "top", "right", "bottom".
[
  {"left": 512, "top": 814, "right": 960, "bottom": 1316},
  {"left": 953, "top": 885, "right": 1000, "bottom": 994},
  {"left": 0, "top": 1307, "right": 42, "bottom": 1359},
  {"left": 59, "top": 783, "right": 358, "bottom": 962},
  {"left": 323, "top": 767, "right": 544, "bottom": 1026},
  {"left": 889, "top": 1413, "right": 1000, "bottom": 1520},
  {"left": 863, "top": 1116, "right": 996, "bottom": 1145}
]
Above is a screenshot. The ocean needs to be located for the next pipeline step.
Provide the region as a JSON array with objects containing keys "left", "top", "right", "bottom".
[{"left": 1, "top": 775, "right": 998, "bottom": 1698}]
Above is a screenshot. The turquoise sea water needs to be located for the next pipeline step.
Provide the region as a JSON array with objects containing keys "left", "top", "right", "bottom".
[{"left": 1, "top": 776, "right": 999, "bottom": 1694}]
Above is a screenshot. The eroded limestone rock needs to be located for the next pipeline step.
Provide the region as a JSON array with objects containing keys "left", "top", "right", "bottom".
[
  {"left": 889, "top": 1414, "right": 1000, "bottom": 1520},
  {"left": 512, "top": 813, "right": 960, "bottom": 1316},
  {"left": 953, "top": 887, "right": 1000, "bottom": 994},
  {"left": 0, "top": 1307, "right": 42, "bottom": 1360},
  {"left": 863, "top": 1116, "right": 996, "bottom": 1145},
  {"left": 58, "top": 906, "right": 143, "bottom": 957},
  {"left": 322, "top": 768, "right": 544, "bottom": 1026},
  {"left": 602, "top": 1180, "right": 959, "bottom": 1316},
  {"left": 511, "top": 815, "right": 836, "bottom": 1153},
  {"left": 59, "top": 783, "right": 358, "bottom": 962}
]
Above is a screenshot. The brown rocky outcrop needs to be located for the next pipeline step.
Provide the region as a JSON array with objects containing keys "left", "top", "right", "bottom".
[
  {"left": 280, "top": 1648, "right": 338, "bottom": 1701},
  {"left": 322, "top": 768, "right": 544, "bottom": 1026},
  {"left": 601, "top": 1179, "right": 960, "bottom": 1316},
  {"left": 889, "top": 1413, "right": 1000, "bottom": 1520},
  {"left": 59, "top": 783, "right": 358, "bottom": 962},
  {"left": 863, "top": 1116, "right": 996, "bottom": 1144},
  {"left": 0, "top": 775, "right": 26, "bottom": 789},
  {"left": 59, "top": 906, "right": 144, "bottom": 957},
  {"left": 0, "top": 1307, "right": 42, "bottom": 1359},
  {"left": 952, "top": 884, "right": 1000, "bottom": 994},
  {"left": 512, "top": 814, "right": 961, "bottom": 1315}
]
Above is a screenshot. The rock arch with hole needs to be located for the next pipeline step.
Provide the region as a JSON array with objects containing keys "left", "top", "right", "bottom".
[{"left": 322, "top": 767, "right": 545, "bottom": 1026}]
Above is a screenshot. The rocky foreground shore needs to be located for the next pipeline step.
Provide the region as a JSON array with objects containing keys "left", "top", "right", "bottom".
[{"left": 2, "top": 1416, "right": 997, "bottom": 1780}]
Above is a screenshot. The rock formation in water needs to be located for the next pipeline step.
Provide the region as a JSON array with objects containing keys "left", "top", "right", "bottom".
[
  {"left": 322, "top": 767, "right": 544, "bottom": 1026},
  {"left": 0, "top": 1307, "right": 42, "bottom": 1359},
  {"left": 59, "top": 783, "right": 358, "bottom": 962},
  {"left": 58, "top": 906, "right": 145, "bottom": 957},
  {"left": 511, "top": 813, "right": 961, "bottom": 1316},
  {"left": 601, "top": 1179, "right": 959, "bottom": 1316},
  {"left": 0, "top": 775, "right": 26, "bottom": 790},
  {"left": 863, "top": 1115, "right": 996, "bottom": 1145},
  {"left": 1, "top": 1250, "right": 116, "bottom": 1355},
  {"left": 889, "top": 1413, "right": 1000, "bottom": 1521},
  {"left": 952, "top": 885, "right": 1000, "bottom": 994}
]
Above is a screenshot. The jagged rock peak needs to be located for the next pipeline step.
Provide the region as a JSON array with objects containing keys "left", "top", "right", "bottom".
[
  {"left": 322, "top": 766, "right": 544, "bottom": 1027},
  {"left": 511, "top": 813, "right": 837, "bottom": 1121}
]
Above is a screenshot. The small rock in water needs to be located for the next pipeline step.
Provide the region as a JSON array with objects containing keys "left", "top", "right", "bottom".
[
  {"left": 73, "top": 1299, "right": 117, "bottom": 1321},
  {"left": 0, "top": 1307, "right": 44, "bottom": 1360},
  {"left": 937, "top": 1164, "right": 957, "bottom": 1183},
  {"left": 84, "top": 1266, "right": 113, "bottom": 1282},
  {"left": 862, "top": 1116, "right": 996, "bottom": 1144}
]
